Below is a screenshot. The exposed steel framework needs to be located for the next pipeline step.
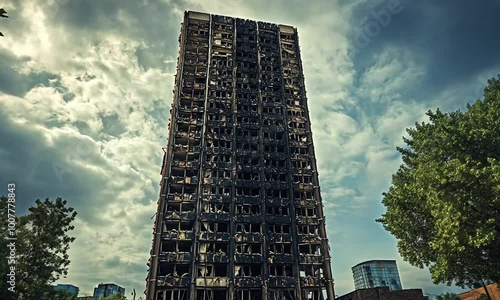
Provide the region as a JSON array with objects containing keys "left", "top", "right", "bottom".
[{"left": 146, "top": 11, "right": 335, "bottom": 300}]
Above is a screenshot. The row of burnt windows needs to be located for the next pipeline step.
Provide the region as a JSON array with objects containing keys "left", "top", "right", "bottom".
[
  {"left": 160, "top": 242, "right": 322, "bottom": 261},
  {"left": 164, "top": 187, "right": 315, "bottom": 203},
  {"left": 164, "top": 203, "right": 320, "bottom": 221},
  {"left": 158, "top": 260, "right": 323, "bottom": 278},
  {"left": 155, "top": 290, "right": 323, "bottom": 300},
  {"left": 162, "top": 219, "right": 319, "bottom": 237}
]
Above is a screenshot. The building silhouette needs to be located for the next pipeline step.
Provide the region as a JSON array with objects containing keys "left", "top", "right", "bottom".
[
  {"left": 93, "top": 283, "right": 125, "bottom": 300},
  {"left": 352, "top": 260, "right": 402, "bottom": 291},
  {"left": 146, "top": 11, "right": 334, "bottom": 300},
  {"left": 54, "top": 284, "right": 79, "bottom": 299}
]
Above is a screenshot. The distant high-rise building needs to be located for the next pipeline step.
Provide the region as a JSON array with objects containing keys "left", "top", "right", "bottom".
[
  {"left": 352, "top": 260, "right": 402, "bottom": 291},
  {"left": 92, "top": 283, "right": 125, "bottom": 300},
  {"left": 54, "top": 284, "right": 79, "bottom": 299},
  {"left": 145, "top": 10, "right": 335, "bottom": 300}
]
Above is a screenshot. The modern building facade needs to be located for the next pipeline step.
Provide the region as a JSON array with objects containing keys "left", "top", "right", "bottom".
[
  {"left": 146, "top": 10, "right": 334, "bottom": 300},
  {"left": 54, "top": 284, "right": 79, "bottom": 299},
  {"left": 93, "top": 283, "right": 125, "bottom": 300},
  {"left": 352, "top": 260, "right": 402, "bottom": 291}
]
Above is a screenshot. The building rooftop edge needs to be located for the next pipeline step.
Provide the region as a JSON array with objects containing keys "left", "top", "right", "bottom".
[
  {"left": 351, "top": 259, "right": 398, "bottom": 269},
  {"left": 95, "top": 282, "right": 125, "bottom": 287},
  {"left": 185, "top": 10, "right": 297, "bottom": 31}
]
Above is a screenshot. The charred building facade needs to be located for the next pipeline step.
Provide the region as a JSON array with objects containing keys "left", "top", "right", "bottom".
[{"left": 146, "top": 11, "right": 334, "bottom": 300}]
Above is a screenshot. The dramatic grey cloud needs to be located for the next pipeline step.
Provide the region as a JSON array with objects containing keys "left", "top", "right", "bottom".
[{"left": 1, "top": 0, "right": 498, "bottom": 298}]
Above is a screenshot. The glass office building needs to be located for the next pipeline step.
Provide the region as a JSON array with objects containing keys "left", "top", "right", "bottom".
[
  {"left": 54, "top": 284, "right": 79, "bottom": 299},
  {"left": 352, "top": 260, "right": 402, "bottom": 291},
  {"left": 92, "top": 283, "right": 125, "bottom": 300}
]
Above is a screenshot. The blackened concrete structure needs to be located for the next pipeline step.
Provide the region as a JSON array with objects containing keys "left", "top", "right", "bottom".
[{"left": 146, "top": 11, "right": 335, "bottom": 300}]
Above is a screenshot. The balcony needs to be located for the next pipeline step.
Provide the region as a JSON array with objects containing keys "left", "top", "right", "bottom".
[
  {"left": 266, "top": 198, "right": 291, "bottom": 207},
  {"left": 294, "top": 182, "right": 315, "bottom": 192},
  {"left": 162, "top": 230, "right": 195, "bottom": 241},
  {"left": 171, "top": 160, "right": 199, "bottom": 169},
  {"left": 173, "top": 144, "right": 201, "bottom": 152},
  {"left": 235, "top": 254, "right": 263, "bottom": 264},
  {"left": 297, "top": 234, "right": 321, "bottom": 243},
  {"left": 262, "top": 179, "right": 289, "bottom": 188},
  {"left": 265, "top": 215, "right": 291, "bottom": 224},
  {"left": 267, "top": 254, "right": 294, "bottom": 264},
  {"left": 174, "top": 131, "right": 202, "bottom": 139},
  {"left": 296, "top": 216, "right": 320, "bottom": 225},
  {"left": 203, "top": 177, "right": 232, "bottom": 186},
  {"left": 157, "top": 275, "right": 189, "bottom": 287},
  {"left": 299, "top": 254, "right": 323, "bottom": 264},
  {"left": 290, "top": 154, "right": 311, "bottom": 161},
  {"left": 175, "top": 117, "right": 203, "bottom": 125},
  {"left": 199, "top": 232, "right": 231, "bottom": 242},
  {"left": 235, "top": 277, "right": 262, "bottom": 288},
  {"left": 169, "top": 176, "right": 199, "bottom": 185},
  {"left": 195, "top": 277, "right": 228, "bottom": 287},
  {"left": 205, "top": 132, "right": 232, "bottom": 141},
  {"left": 198, "top": 253, "right": 229, "bottom": 263},
  {"left": 294, "top": 199, "right": 317, "bottom": 208},
  {"left": 234, "top": 233, "right": 263, "bottom": 243},
  {"left": 202, "top": 194, "right": 231, "bottom": 203},
  {"left": 235, "top": 196, "right": 261, "bottom": 205},
  {"left": 268, "top": 233, "right": 292, "bottom": 243},
  {"left": 268, "top": 276, "right": 295, "bottom": 288},
  {"left": 234, "top": 214, "right": 263, "bottom": 223},
  {"left": 205, "top": 147, "right": 232, "bottom": 155},
  {"left": 165, "top": 193, "right": 195, "bottom": 202},
  {"left": 235, "top": 180, "right": 261, "bottom": 188},
  {"left": 159, "top": 252, "right": 192, "bottom": 263},
  {"left": 203, "top": 161, "right": 232, "bottom": 170},
  {"left": 164, "top": 211, "right": 196, "bottom": 221},
  {"left": 300, "top": 277, "right": 325, "bottom": 287},
  {"left": 178, "top": 105, "right": 205, "bottom": 113},
  {"left": 199, "top": 212, "right": 231, "bottom": 222}
]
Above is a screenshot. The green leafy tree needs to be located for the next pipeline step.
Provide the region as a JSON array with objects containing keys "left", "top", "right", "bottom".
[
  {"left": 43, "top": 289, "right": 77, "bottom": 300},
  {"left": 377, "top": 75, "right": 500, "bottom": 287},
  {"left": 435, "top": 293, "right": 460, "bottom": 300},
  {"left": 0, "top": 196, "right": 77, "bottom": 300}
]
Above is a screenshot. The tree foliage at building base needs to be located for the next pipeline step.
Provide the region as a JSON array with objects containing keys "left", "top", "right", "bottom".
[
  {"left": 0, "top": 197, "right": 77, "bottom": 300},
  {"left": 377, "top": 76, "right": 500, "bottom": 287}
]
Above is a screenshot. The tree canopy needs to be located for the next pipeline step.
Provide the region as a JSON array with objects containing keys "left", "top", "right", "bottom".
[
  {"left": 0, "top": 196, "right": 77, "bottom": 300},
  {"left": 377, "top": 75, "right": 500, "bottom": 287}
]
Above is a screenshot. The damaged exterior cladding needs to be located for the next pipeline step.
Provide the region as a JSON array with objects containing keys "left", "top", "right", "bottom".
[{"left": 146, "top": 11, "right": 335, "bottom": 300}]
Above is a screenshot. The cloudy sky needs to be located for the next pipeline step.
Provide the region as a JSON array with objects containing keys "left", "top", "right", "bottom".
[{"left": 1, "top": 0, "right": 500, "bottom": 298}]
